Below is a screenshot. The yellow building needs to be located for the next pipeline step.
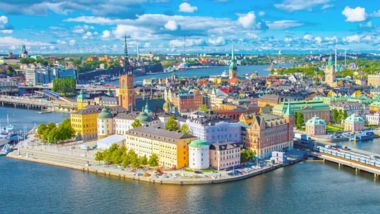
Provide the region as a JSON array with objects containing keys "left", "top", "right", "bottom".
[
  {"left": 70, "top": 106, "right": 101, "bottom": 141},
  {"left": 76, "top": 90, "right": 88, "bottom": 110},
  {"left": 125, "top": 126, "right": 196, "bottom": 169},
  {"left": 368, "top": 74, "right": 380, "bottom": 87}
]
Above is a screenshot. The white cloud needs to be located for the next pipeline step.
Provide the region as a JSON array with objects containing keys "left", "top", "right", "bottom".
[
  {"left": 343, "top": 34, "right": 361, "bottom": 43},
  {"left": 179, "top": 2, "right": 198, "bottom": 13},
  {"left": 207, "top": 37, "right": 225, "bottom": 46},
  {"left": 303, "top": 34, "right": 313, "bottom": 41},
  {"left": 164, "top": 20, "right": 178, "bottom": 31},
  {"left": 0, "top": 30, "right": 13, "bottom": 34},
  {"left": 0, "top": 16, "right": 8, "bottom": 25},
  {"left": 238, "top": 11, "right": 256, "bottom": 28},
  {"left": 0, "top": 36, "right": 49, "bottom": 47},
  {"left": 66, "top": 16, "right": 115, "bottom": 25},
  {"left": 359, "top": 21, "right": 372, "bottom": 28},
  {"left": 69, "top": 39, "right": 76, "bottom": 46},
  {"left": 169, "top": 38, "right": 203, "bottom": 47},
  {"left": 314, "top": 36, "right": 322, "bottom": 44},
  {"left": 342, "top": 6, "right": 366, "bottom": 22},
  {"left": 258, "top": 11, "right": 265, "bottom": 17},
  {"left": 275, "top": 0, "right": 331, "bottom": 11},
  {"left": 101, "top": 30, "right": 111, "bottom": 39},
  {"left": 266, "top": 20, "right": 303, "bottom": 30},
  {"left": 247, "top": 33, "right": 259, "bottom": 40}
]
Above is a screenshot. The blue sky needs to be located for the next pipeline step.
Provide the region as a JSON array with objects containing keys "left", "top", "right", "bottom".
[{"left": 0, "top": 0, "right": 379, "bottom": 54}]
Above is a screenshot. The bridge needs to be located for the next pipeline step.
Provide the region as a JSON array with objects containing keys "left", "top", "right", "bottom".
[
  {"left": 0, "top": 95, "right": 77, "bottom": 111},
  {"left": 312, "top": 145, "right": 380, "bottom": 180}
]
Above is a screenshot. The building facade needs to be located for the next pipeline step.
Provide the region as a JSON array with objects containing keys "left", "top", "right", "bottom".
[
  {"left": 368, "top": 74, "right": 380, "bottom": 87},
  {"left": 70, "top": 106, "right": 100, "bottom": 141},
  {"left": 97, "top": 107, "right": 114, "bottom": 139},
  {"left": 189, "top": 139, "right": 210, "bottom": 170},
  {"left": 305, "top": 116, "right": 326, "bottom": 136},
  {"left": 119, "top": 37, "right": 135, "bottom": 111},
  {"left": 366, "top": 113, "right": 380, "bottom": 125},
  {"left": 209, "top": 142, "right": 240, "bottom": 170},
  {"left": 125, "top": 126, "right": 196, "bottom": 169},
  {"left": 344, "top": 114, "right": 365, "bottom": 132}
]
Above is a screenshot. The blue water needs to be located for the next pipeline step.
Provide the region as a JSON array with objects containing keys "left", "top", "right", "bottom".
[
  {"left": 1, "top": 158, "right": 379, "bottom": 214},
  {"left": 115, "top": 65, "right": 273, "bottom": 85},
  {"left": 0, "top": 107, "right": 68, "bottom": 131}
]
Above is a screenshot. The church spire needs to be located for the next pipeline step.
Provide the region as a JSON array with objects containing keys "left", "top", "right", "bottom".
[{"left": 124, "top": 35, "right": 133, "bottom": 75}]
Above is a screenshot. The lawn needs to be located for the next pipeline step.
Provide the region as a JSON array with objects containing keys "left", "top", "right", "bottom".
[{"left": 326, "top": 125, "right": 344, "bottom": 132}]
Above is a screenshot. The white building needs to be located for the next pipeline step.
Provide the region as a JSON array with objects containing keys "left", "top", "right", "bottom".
[
  {"left": 97, "top": 107, "right": 114, "bottom": 139},
  {"left": 209, "top": 142, "right": 240, "bottom": 170},
  {"left": 344, "top": 114, "right": 365, "bottom": 132},
  {"left": 189, "top": 139, "right": 210, "bottom": 170},
  {"left": 113, "top": 112, "right": 139, "bottom": 135},
  {"left": 97, "top": 134, "right": 125, "bottom": 150},
  {"left": 366, "top": 113, "right": 380, "bottom": 125},
  {"left": 186, "top": 117, "right": 241, "bottom": 144}
]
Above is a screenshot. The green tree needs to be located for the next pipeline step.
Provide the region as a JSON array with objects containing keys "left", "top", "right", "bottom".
[
  {"left": 140, "top": 155, "right": 148, "bottom": 165},
  {"left": 198, "top": 104, "right": 209, "bottom": 113},
  {"left": 295, "top": 112, "right": 304, "bottom": 129},
  {"left": 165, "top": 115, "right": 179, "bottom": 131},
  {"left": 180, "top": 124, "right": 191, "bottom": 134},
  {"left": 95, "top": 152, "right": 104, "bottom": 161},
  {"left": 52, "top": 78, "right": 76, "bottom": 96},
  {"left": 148, "top": 153, "right": 159, "bottom": 167},
  {"left": 241, "top": 149, "right": 255, "bottom": 163},
  {"left": 37, "top": 124, "right": 47, "bottom": 137},
  {"left": 332, "top": 109, "right": 339, "bottom": 124},
  {"left": 131, "top": 119, "right": 142, "bottom": 128}
]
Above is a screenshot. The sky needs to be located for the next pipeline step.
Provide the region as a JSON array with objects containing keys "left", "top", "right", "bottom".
[{"left": 0, "top": 0, "right": 379, "bottom": 54}]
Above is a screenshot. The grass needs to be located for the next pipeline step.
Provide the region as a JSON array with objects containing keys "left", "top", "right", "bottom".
[{"left": 326, "top": 124, "right": 344, "bottom": 133}]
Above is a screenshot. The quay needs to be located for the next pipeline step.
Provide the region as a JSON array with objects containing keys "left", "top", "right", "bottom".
[
  {"left": 6, "top": 145, "right": 294, "bottom": 185},
  {"left": 312, "top": 146, "right": 380, "bottom": 180},
  {"left": 0, "top": 95, "right": 76, "bottom": 111}
]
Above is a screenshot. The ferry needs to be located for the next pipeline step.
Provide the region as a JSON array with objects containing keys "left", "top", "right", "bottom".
[{"left": 348, "top": 131, "right": 375, "bottom": 142}]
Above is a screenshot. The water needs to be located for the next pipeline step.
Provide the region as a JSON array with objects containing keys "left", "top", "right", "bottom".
[
  {"left": 1, "top": 158, "right": 380, "bottom": 214},
  {"left": 112, "top": 65, "right": 273, "bottom": 85},
  {"left": 341, "top": 139, "right": 380, "bottom": 154},
  {"left": 0, "top": 107, "right": 68, "bottom": 131}
]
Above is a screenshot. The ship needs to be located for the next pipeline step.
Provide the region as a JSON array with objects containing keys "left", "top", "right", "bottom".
[
  {"left": 0, "top": 144, "right": 12, "bottom": 156},
  {"left": 348, "top": 131, "right": 375, "bottom": 142},
  {"left": 0, "top": 114, "right": 14, "bottom": 135}
]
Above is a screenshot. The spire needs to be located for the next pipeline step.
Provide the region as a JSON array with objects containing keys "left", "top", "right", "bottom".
[
  {"left": 231, "top": 44, "right": 235, "bottom": 60},
  {"left": 284, "top": 101, "right": 291, "bottom": 116},
  {"left": 124, "top": 35, "right": 133, "bottom": 75}
]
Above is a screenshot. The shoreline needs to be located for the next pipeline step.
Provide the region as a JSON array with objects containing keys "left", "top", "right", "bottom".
[{"left": 6, "top": 148, "right": 299, "bottom": 185}]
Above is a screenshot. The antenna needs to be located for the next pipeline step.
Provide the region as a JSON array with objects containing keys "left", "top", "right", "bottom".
[{"left": 345, "top": 49, "right": 347, "bottom": 68}]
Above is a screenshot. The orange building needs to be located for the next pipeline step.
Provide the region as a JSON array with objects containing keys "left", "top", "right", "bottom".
[
  {"left": 171, "top": 89, "right": 203, "bottom": 113},
  {"left": 118, "top": 36, "right": 135, "bottom": 111}
]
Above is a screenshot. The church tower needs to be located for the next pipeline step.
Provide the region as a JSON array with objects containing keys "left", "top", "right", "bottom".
[
  {"left": 324, "top": 54, "right": 336, "bottom": 87},
  {"left": 118, "top": 36, "right": 135, "bottom": 111},
  {"left": 229, "top": 46, "right": 238, "bottom": 80}
]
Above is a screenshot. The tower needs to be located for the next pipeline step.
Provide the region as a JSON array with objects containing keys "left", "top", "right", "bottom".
[
  {"left": 324, "top": 54, "right": 336, "bottom": 87},
  {"left": 229, "top": 46, "right": 238, "bottom": 80},
  {"left": 283, "top": 101, "right": 294, "bottom": 142},
  {"left": 77, "top": 89, "right": 88, "bottom": 110},
  {"left": 118, "top": 36, "right": 135, "bottom": 111}
]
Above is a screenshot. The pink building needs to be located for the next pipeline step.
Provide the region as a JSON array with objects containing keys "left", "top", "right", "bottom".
[
  {"left": 209, "top": 142, "right": 241, "bottom": 170},
  {"left": 305, "top": 116, "right": 326, "bottom": 136}
]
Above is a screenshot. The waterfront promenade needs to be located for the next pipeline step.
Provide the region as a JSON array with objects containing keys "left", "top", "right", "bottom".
[{"left": 7, "top": 137, "right": 285, "bottom": 185}]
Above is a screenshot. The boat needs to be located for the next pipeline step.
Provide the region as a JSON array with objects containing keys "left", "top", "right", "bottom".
[
  {"left": 0, "top": 114, "right": 14, "bottom": 135},
  {"left": 348, "top": 131, "right": 375, "bottom": 142},
  {"left": 220, "top": 71, "right": 228, "bottom": 78},
  {"left": 0, "top": 144, "right": 12, "bottom": 156}
]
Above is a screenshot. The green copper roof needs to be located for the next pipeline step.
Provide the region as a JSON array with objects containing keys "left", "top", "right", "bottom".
[
  {"left": 327, "top": 55, "right": 333, "bottom": 66},
  {"left": 98, "top": 107, "right": 113, "bottom": 119},
  {"left": 345, "top": 114, "right": 365, "bottom": 123},
  {"left": 189, "top": 139, "right": 209, "bottom": 148},
  {"left": 306, "top": 116, "right": 326, "bottom": 126},
  {"left": 77, "top": 89, "right": 85, "bottom": 100},
  {"left": 229, "top": 47, "right": 237, "bottom": 71}
]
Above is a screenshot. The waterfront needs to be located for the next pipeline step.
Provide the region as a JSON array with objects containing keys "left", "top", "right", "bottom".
[
  {"left": 113, "top": 65, "right": 273, "bottom": 85},
  {"left": 1, "top": 158, "right": 380, "bottom": 214},
  {"left": 0, "top": 107, "right": 67, "bottom": 131}
]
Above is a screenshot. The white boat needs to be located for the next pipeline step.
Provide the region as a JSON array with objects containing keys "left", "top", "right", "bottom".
[
  {"left": 0, "top": 144, "right": 12, "bottom": 156},
  {"left": 0, "top": 114, "right": 14, "bottom": 135},
  {"left": 221, "top": 71, "right": 229, "bottom": 78}
]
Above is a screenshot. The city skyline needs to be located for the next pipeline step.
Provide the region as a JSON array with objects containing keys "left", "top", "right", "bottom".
[{"left": 0, "top": 0, "right": 379, "bottom": 54}]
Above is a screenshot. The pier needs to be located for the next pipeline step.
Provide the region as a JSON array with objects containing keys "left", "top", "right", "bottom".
[
  {"left": 0, "top": 95, "right": 76, "bottom": 111},
  {"left": 312, "top": 146, "right": 380, "bottom": 180}
]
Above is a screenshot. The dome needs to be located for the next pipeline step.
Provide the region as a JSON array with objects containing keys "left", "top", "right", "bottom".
[
  {"left": 136, "top": 111, "right": 152, "bottom": 124},
  {"left": 77, "top": 89, "right": 85, "bottom": 100},
  {"left": 306, "top": 116, "right": 326, "bottom": 126},
  {"left": 189, "top": 139, "right": 209, "bottom": 148},
  {"left": 98, "top": 107, "right": 113, "bottom": 119}
]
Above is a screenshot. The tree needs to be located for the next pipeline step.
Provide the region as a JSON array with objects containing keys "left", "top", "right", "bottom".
[
  {"left": 52, "top": 78, "right": 76, "bottom": 96},
  {"left": 199, "top": 104, "right": 209, "bottom": 113},
  {"left": 241, "top": 150, "right": 255, "bottom": 163},
  {"left": 332, "top": 109, "right": 339, "bottom": 124},
  {"left": 95, "top": 152, "right": 104, "bottom": 161},
  {"left": 295, "top": 112, "right": 304, "bottom": 129},
  {"left": 140, "top": 155, "right": 148, "bottom": 165},
  {"left": 37, "top": 119, "right": 74, "bottom": 144},
  {"left": 165, "top": 115, "right": 178, "bottom": 131},
  {"left": 148, "top": 153, "right": 159, "bottom": 167},
  {"left": 37, "top": 124, "right": 47, "bottom": 137},
  {"left": 131, "top": 119, "right": 142, "bottom": 129},
  {"left": 180, "top": 124, "right": 191, "bottom": 134}
]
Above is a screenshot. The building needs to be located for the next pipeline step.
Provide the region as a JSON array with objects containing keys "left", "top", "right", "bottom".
[
  {"left": 324, "top": 55, "right": 336, "bottom": 87},
  {"left": 189, "top": 139, "right": 210, "bottom": 170},
  {"left": 228, "top": 48, "right": 238, "bottom": 85},
  {"left": 114, "top": 112, "right": 139, "bottom": 135},
  {"left": 242, "top": 104, "right": 293, "bottom": 159},
  {"left": 97, "top": 107, "right": 114, "bottom": 139},
  {"left": 344, "top": 114, "right": 365, "bottom": 132},
  {"left": 186, "top": 115, "right": 241, "bottom": 144},
  {"left": 76, "top": 90, "right": 89, "bottom": 110},
  {"left": 305, "top": 116, "right": 326, "bottom": 136},
  {"left": 170, "top": 89, "right": 203, "bottom": 113},
  {"left": 209, "top": 142, "right": 241, "bottom": 170},
  {"left": 70, "top": 106, "right": 101, "bottom": 141},
  {"left": 125, "top": 126, "right": 196, "bottom": 169},
  {"left": 368, "top": 74, "right": 380, "bottom": 87},
  {"left": 330, "top": 102, "right": 368, "bottom": 117},
  {"left": 97, "top": 134, "right": 125, "bottom": 150},
  {"left": 119, "top": 36, "right": 135, "bottom": 111},
  {"left": 366, "top": 113, "right": 380, "bottom": 125},
  {"left": 211, "top": 103, "right": 258, "bottom": 122},
  {"left": 272, "top": 100, "right": 331, "bottom": 123}
]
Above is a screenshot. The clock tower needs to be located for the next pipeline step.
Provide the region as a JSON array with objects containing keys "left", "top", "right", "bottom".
[{"left": 119, "top": 36, "right": 135, "bottom": 111}]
